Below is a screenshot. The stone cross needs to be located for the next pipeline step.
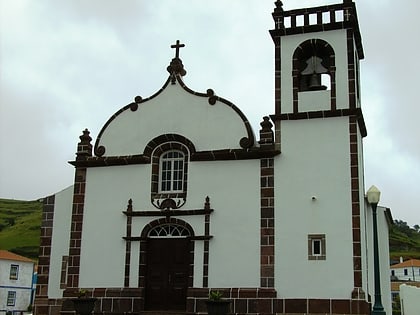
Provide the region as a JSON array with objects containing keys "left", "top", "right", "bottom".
[{"left": 171, "top": 40, "right": 185, "bottom": 59}]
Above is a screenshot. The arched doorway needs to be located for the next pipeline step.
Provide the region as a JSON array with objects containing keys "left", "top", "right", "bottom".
[{"left": 144, "top": 222, "right": 193, "bottom": 311}]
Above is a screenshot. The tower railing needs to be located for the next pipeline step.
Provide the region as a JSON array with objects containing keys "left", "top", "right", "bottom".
[
  {"left": 274, "top": 3, "right": 355, "bottom": 29},
  {"left": 271, "top": 2, "right": 363, "bottom": 59}
]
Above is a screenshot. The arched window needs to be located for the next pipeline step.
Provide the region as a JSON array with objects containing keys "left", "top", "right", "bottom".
[
  {"left": 160, "top": 150, "right": 185, "bottom": 193},
  {"left": 149, "top": 139, "right": 190, "bottom": 210},
  {"left": 294, "top": 39, "right": 335, "bottom": 92},
  {"left": 148, "top": 223, "right": 191, "bottom": 238}
]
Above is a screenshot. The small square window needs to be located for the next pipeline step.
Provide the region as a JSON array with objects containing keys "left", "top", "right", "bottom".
[
  {"left": 7, "top": 291, "right": 16, "bottom": 306},
  {"left": 10, "top": 264, "right": 19, "bottom": 280},
  {"left": 404, "top": 269, "right": 408, "bottom": 276},
  {"left": 308, "top": 234, "right": 326, "bottom": 260}
]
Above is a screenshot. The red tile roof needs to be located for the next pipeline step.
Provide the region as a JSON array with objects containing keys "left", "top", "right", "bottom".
[
  {"left": 0, "top": 250, "right": 34, "bottom": 263},
  {"left": 391, "top": 259, "right": 420, "bottom": 268}
]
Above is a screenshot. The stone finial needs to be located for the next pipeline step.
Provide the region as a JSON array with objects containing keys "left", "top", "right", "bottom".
[
  {"left": 204, "top": 196, "right": 211, "bottom": 210},
  {"left": 167, "top": 40, "right": 187, "bottom": 82},
  {"left": 259, "top": 116, "right": 274, "bottom": 149},
  {"left": 76, "top": 128, "right": 93, "bottom": 160},
  {"left": 127, "top": 199, "right": 133, "bottom": 212},
  {"left": 274, "top": 0, "right": 284, "bottom": 13}
]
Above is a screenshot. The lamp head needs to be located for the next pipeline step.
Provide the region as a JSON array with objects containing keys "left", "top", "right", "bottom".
[{"left": 367, "top": 185, "right": 381, "bottom": 204}]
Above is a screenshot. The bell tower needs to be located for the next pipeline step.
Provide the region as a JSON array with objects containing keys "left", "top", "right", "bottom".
[
  {"left": 270, "top": 0, "right": 364, "bottom": 119},
  {"left": 270, "top": 1, "right": 372, "bottom": 311}
]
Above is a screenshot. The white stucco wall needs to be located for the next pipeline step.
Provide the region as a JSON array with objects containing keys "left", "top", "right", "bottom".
[
  {"left": 275, "top": 117, "right": 354, "bottom": 298},
  {"left": 400, "top": 284, "right": 420, "bottom": 315},
  {"left": 97, "top": 82, "right": 251, "bottom": 156},
  {"left": 48, "top": 185, "right": 74, "bottom": 298},
  {"left": 280, "top": 29, "right": 349, "bottom": 114},
  {"left": 0, "top": 259, "right": 34, "bottom": 313},
  {"left": 189, "top": 160, "right": 260, "bottom": 288},
  {"left": 79, "top": 159, "right": 260, "bottom": 289}
]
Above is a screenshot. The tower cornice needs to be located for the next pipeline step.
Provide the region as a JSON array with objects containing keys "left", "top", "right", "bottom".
[{"left": 270, "top": 2, "right": 364, "bottom": 59}]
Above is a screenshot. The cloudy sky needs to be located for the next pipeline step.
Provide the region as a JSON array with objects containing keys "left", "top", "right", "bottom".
[{"left": 0, "top": 0, "right": 419, "bottom": 226}]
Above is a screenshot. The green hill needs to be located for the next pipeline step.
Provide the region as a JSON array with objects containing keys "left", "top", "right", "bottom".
[
  {"left": 0, "top": 198, "right": 419, "bottom": 262},
  {"left": 389, "top": 220, "right": 420, "bottom": 261},
  {"left": 0, "top": 198, "right": 43, "bottom": 260}
]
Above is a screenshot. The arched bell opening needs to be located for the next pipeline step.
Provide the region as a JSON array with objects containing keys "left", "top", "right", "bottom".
[{"left": 292, "top": 39, "right": 336, "bottom": 112}]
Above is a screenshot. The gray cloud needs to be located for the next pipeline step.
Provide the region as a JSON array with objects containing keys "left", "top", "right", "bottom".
[{"left": 1, "top": 0, "right": 418, "bottom": 225}]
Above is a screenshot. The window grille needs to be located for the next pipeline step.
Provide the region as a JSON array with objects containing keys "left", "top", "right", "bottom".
[
  {"left": 308, "top": 234, "right": 326, "bottom": 260},
  {"left": 10, "top": 264, "right": 19, "bottom": 280},
  {"left": 148, "top": 224, "right": 191, "bottom": 238},
  {"left": 7, "top": 291, "right": 16, "bottom": 306},
  {"left": 160, "top": 151, "right": 184, "bottom": 193}
]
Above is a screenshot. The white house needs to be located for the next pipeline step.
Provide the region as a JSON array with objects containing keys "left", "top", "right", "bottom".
[
  {"left": 34, "top": 1, "right": 392, "bottom": 315},
  {"left": 0, "top": 250, "right": 35, "bottom": 315},
  {"left": 391, "top": 259, "right": 420, "bottom": 282}
]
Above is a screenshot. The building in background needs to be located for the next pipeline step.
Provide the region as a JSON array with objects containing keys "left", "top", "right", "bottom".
[
  {"left": 34, "top": 1, "right": 393, "bottom": 315},
  {"left": 391, "top": 259, "right": 420, "bottom": 282},
  {"left": 0, "top": 250, "right": 35, "bottom": 315}
]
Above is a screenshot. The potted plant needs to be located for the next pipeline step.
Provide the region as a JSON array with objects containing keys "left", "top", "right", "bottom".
[
  {"left": 71, "top": 289, "right": 97, "bottom": 315},
  {"left": 205, "top": 290, "right": 230, "bottom": 315}
]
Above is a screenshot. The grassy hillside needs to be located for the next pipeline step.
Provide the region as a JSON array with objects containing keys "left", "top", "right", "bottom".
[
  {"left": 0, "top": 198, "right": 42, "bottom": 260},
  {"left": 0, "top": 198, "right": 419, "bottom": 262},
  {"left": 389, "top": 220, "right": 420, "bottom": 261}
]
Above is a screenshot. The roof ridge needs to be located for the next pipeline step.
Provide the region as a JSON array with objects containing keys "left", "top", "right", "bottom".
[{"left": 0, "top": 250, "right": 34, "bottom": 263}]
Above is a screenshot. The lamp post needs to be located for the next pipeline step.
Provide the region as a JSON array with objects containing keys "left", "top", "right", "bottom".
[{"left": 367, "top": 185, "right": 386, "bottom": 315}]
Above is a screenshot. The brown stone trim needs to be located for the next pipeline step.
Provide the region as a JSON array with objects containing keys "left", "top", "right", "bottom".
[
  {"left": 274, "top": 42, "right": 281, "bottom": 116},
  {"left": 260, "top": 158, "right": 275, "bottom": 287},
  {"left": 192, "top": 148, "right": 280, "bottom": 161},
  {"left": 69, "top": 148, "right": 280, "bottom": 167},
  {"left": 143, "top": 134, "right": 196, "bottom": 158},
  {"left": 123, "top": 208, "right": 213, "bottom": 217},
  {"left": 62, "top": 287, "right": 144, "bottom": 314},
  {"left": 203, "top": 213, "right": 210, "bottom": 287},
  {"left": 187, "top": 289, "right": 370, "bottom": 315},
  {"left": 66, "top": 167, "right": 88, "bottom": 289},
  {"left": 34, "top": 195, "right": 55, "bottom": 315},
  {"left": 349, "top": 115, "right": 365, "bottom": 303},
  {"left": 347, "top": 29, "right": 357, "bottom": 109},
  {"left": 124, "top": 200, "right": 133, "bottom": 287},
  {"left": 69, "top": 154, "right": 149, "bottom": 167},
  {"left": 123, "top": 235, "right": 212, "bottom": 241},
  {"left": 270, "top": 108, "right": 367, "bottom": 137}
]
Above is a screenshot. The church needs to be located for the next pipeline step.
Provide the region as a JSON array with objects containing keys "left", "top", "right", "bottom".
[{"left": 34, "top": 1, "right": 393, "bottom": 315}]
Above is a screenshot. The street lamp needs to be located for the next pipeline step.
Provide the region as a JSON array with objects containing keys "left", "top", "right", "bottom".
[{"left": 366, "top": 185, "right": 386, "bottom": 315}]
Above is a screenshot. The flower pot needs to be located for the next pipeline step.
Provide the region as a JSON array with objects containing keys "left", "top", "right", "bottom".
[
  {"left": 71, "top": 298, "right": 97, "bottom": 315},
  {"left": 205, "top": 300, "right": 231, "bottom": 315}
]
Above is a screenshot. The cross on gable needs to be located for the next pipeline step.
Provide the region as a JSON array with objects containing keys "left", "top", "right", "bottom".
[{"left": 171, "top": 40, "right": 185, "bottom": 59}]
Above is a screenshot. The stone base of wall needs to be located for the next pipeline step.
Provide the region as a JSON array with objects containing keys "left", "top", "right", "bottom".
[
  {"left": 187, "top": 288, "right": 371, "bottom": 315},
  {"left": 34, "top": 287, "right": 370, "bottom": 315}
]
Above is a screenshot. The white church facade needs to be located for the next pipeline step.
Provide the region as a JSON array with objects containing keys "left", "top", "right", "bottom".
[{"left": 34, "top": 1, "right": 393, "bottom": 315}]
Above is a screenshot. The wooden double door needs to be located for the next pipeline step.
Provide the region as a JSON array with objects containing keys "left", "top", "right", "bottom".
[{"left": 145, "top": 238, "right": 190, "bottom": 310}]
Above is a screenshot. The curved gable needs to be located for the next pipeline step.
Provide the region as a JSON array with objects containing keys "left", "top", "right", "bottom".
[{"left": 94, "top": 75, "right": 255, "bottom": 157}]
